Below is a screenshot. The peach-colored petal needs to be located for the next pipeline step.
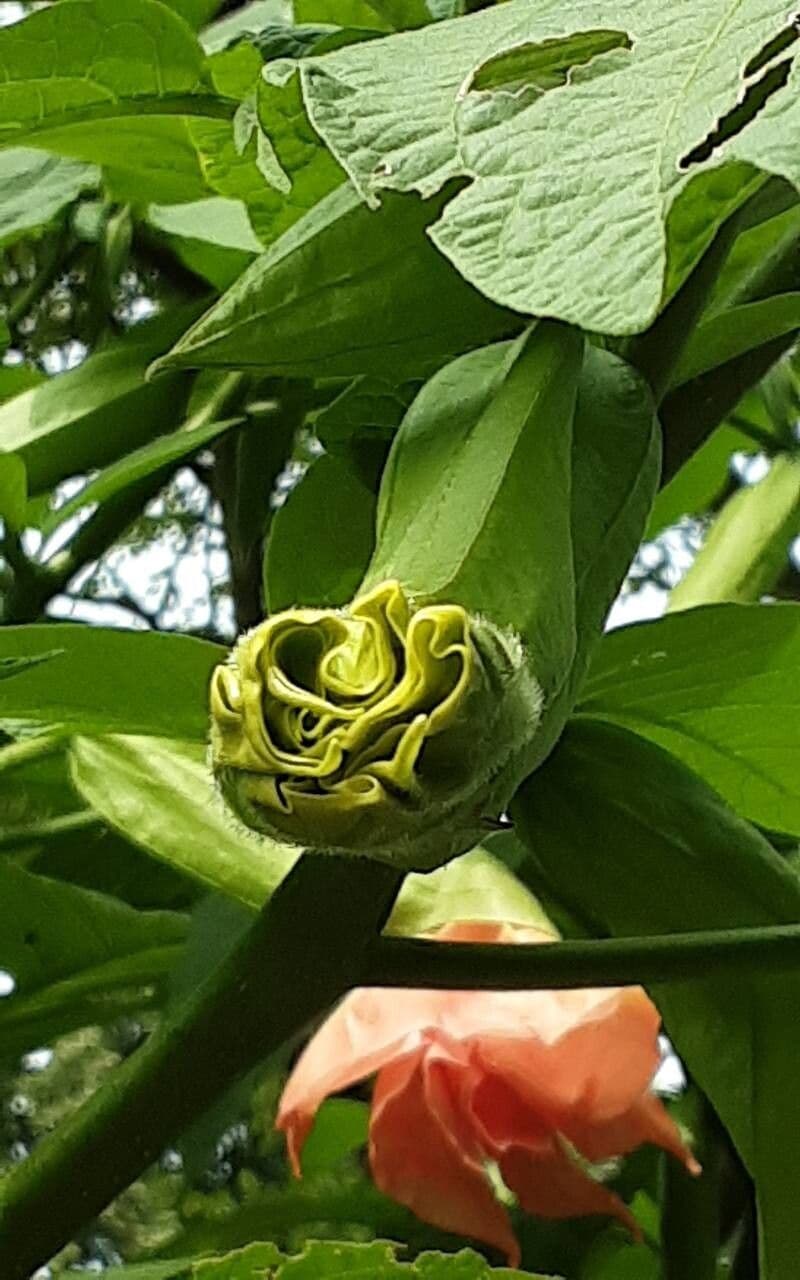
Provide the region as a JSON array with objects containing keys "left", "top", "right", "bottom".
[
  {"left": 369, "top": 1040, "right": 521, "bottom": 1267},
  {"left": 276, "top": 920, "right": 578, "bottom": 1171},
  {"left": 499, "top": 1141, "right": 640, "bottom": 1235},
  {"left": 471, "top": 986, "right": 661, "bottom": 1123},
  {"left": 276, "top": 986, "right": 455, "bottom": 1172},
  {"left": 565, "top": 1091, "right": 701, "bottom": 1175}
]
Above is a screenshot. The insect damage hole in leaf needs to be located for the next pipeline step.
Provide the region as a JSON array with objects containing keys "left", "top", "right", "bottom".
[
  {"left": 680, "top": 16, "right": 799, "bottom": 170},
  {"left": 459, "top": 28, "right": 633, "bottom": 101}
]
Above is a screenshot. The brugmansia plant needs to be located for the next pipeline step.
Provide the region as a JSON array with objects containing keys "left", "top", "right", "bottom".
[{"left": 1, "top": 0, "right": 800, "bottom": 1278}]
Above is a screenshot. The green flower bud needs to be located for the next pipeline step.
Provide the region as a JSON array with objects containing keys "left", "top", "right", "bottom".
[{"left": 210, "top": 578, "right": 541, "bottom": 869}]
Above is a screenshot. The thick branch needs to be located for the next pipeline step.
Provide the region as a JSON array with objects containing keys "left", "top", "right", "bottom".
[
  {"left": 0, "top": 854, "right": 402, "bottom": 1280},
  {"left": 363, "top": 924, "right": 800, "bottom": 991}
]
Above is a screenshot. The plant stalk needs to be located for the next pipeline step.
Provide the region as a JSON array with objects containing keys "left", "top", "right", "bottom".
[
  {"left": 363, "top": 923, "right": 800, "bottom": 990},
  {"left": 0, "top": 854, "right": 402, "bottom": 1279},
  {"left": 660, "top": 1087, "right": 724, "bottom": 1280}
]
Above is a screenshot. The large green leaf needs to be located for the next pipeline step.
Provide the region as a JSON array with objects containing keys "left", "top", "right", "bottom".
[
  {"left": 556, "top": 345, "right": 660, "bottom": 716},
  {"left": 147, "top": 196, "right": 261, "bottom": 288},
  {"left": 513, "top": 719, "right": 800, "bottom": 1280},
  {"left": 156, "top": 184, "right": 520, "bottom": 377},
  {"left": 579, "top": 603, "right": 800, "bottom": 837},
  {"left": 365, "top": 336, "right": 657, "bottom": 739},
  {"left": 264, "top": 453, "right": 377, "bottom": 611},
  {"left": 0, "top": 150, "right": 97, "bottom": 249},
  {"left": 301, "top": 0, "right": 800, "bottom": 333},
  {"left": 0, "top": 0, "right": 233, "bottom": 166},
  {"left": 0, "top": 861, "right": 187, "bottom": 1058},
  {"left": 0, "top": 307, "right": 199, "bottom": 495},
  {"left": 39, "top": 415, "right": 243, "bottom": 539},
  {"left": 365, "top": 326, "right": 581, "bottom": 684},
  {"left": 0, "top": 626, "right": 225, "bottom": 738},
  {"left": 70, "top": 735, "right": 297, "bottom": 908}
]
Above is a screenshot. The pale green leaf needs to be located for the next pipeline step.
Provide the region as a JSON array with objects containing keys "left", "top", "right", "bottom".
[
  {"left": 579, "top": 602, "right": 800, "bottom": 837},
  {"left": 108, "top": 1243, "right": 538, "bottom": 1279},
  {"left": 148, "top": 197, "right": 263, "bottom": 253},
  {"left": 194, "top": 1242, "right": 284, "bottom": 1277},
  {"left": 0, "top": 0, "right": 232, "bottom": 168},
  {"left": 201, "top": 1, "right": 293, "bottom": 54},
  {"left": 513, "top": 720, "right": 800, "bottom": 1280},
  {"left": 387, "top": 846, "right": 552, "bottom": 937},
  {"left": 301, "top": 0, "right": 800, "bottom": 333},
  {"left": 0, "top": 149, "right": 98, "bottom": 248},
  {"left": 146, "top": 196, "right": 260, "bottom": 286},
  {"left": 70, "top": 735, "right": 297, "bottom": 908},
  {"left": 156, "top": 184, "right": 518, "bottom": 377},
  {"left": 39, "top": 415, "right": 243, "bottom": 538},
  {"left": 0, "top": 626, "right": 225, "bottom": 738}
]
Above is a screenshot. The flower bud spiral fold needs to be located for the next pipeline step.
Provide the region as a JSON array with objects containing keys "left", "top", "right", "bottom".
[{"left": 210, "top": 579, "right": 540, "bottom": 868}]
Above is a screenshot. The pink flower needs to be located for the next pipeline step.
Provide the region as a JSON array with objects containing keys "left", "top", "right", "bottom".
[{"left": 277, "top": 921, "right": 699, "bottom": 1267}]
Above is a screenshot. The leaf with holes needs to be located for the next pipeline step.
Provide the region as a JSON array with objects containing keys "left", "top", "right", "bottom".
[{"left": 301, "top": 0, "right": 800, "bottom": 333}]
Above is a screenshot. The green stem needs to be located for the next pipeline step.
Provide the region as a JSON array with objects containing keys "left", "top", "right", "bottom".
[
  {"left": 0, "top": 809, "right": 100, "bottom": 851},
  {"left": 0, "top": 733, "right": 63, "bottom": 776},
  {"left": 211, "top": 380, "right": 305, "bottom": 632},
  {"left": 0, "top": 854, "right": 402, "bottom": 1279},
  {"left": 5, "top": 222, "right": 70, "bottom": 331},
  {"left": 668, "top": 451, "right": 800, "bottom": 610},
  {"left": 660, "top": 1088, "right": 723, "bottom": 1280},
  {"left": 363, "top": 923, "right": 800, "bottom": 990}
]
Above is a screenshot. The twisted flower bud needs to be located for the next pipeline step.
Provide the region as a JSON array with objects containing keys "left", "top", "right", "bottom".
[{"left": 210, "top": 579, "right": 540, "bottom": 868}]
